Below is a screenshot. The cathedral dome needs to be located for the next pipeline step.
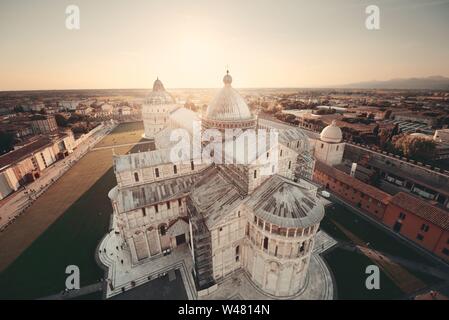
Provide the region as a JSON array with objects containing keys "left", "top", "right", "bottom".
[
  {"left": 205, "top": 71, "right": 253, "bottom": 121},
  {"left": 145, "top": 78, "right": 175, "bottom": 105},
  {"left": 320, "top": 120, "right": 342, "bottom": 143}
]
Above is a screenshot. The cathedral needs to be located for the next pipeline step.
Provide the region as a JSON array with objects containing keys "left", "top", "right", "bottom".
[{"left": 100, "top": 72, "right": 332, "bottom": 298}]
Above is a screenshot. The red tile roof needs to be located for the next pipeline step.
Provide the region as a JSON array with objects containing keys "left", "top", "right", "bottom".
[
  {"left": 390, "top": 192, "right": 449, "bottom": 231},
  {"left": 314, "top": 161, "right": 392, "bottom": 204},
  {"left": 0, "top": 137, "right": 52, "bottom": 170}
]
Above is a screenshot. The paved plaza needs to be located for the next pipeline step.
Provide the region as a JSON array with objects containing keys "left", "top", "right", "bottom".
[{"left": 99, "top": 227, "right": 337, "bottom": 300}]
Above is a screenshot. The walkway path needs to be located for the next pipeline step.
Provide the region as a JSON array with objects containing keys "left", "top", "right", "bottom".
[
  {"left": 40, "top": 283, "right": 103, "bottom": 300},
  {"left": 0, "top": 123, "right": 115, "bottom": 230},
  {"left": 331, "top": 218, "right": 426, "bottom": 294},
  {"left": 91, "top": 140, "right": 153, "bottom": 151},
  {"left": 337, "top": 242, "right": 449, "bottom": 282}
]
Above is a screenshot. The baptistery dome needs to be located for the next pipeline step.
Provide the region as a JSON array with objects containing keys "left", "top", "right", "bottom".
[
  {"left": 142, "top": 78, "right": 177, "bottom": 139},
  {"left": 145, "top": 78, "right": 175, "bottom": 105}
]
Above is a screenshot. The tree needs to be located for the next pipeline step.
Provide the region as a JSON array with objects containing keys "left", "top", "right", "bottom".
[
  {"left": 372, "top": 124, "right": 380, "bottom": 137},
  {"left": 0, "top": 131, "right": 16, "bottom": 155},
  {"left": 13, "top": 106, "right": 24, "bottom": 113},
  {"left": 389, "top": 123, "right": 400, "bottom": 140},
  {"left": 394, "top": 135, "right": 436, "bottom": 161},
  {"left": 55, "top": 114, "right": 69, "bottom": 127}
]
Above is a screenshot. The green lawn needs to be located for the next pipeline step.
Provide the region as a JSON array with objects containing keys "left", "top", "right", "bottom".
[
  {"left": 0, "top": 168, "right": 115, "bottom": 299},
  {"left": 321, "top": 203, "right": 443, "bottom": 299}
]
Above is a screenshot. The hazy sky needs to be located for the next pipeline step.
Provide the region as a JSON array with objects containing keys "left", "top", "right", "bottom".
[{"left": 1, "top": 0, "right": 449, "bottom": 90}]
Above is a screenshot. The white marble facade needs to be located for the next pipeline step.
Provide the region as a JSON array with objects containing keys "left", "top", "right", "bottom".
[{"left": 103, "top": 73, "right": 325, "bottom": 297}]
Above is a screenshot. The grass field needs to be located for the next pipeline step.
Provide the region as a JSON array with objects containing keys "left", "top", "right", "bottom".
[
  {"left": 0, "top": 168, "right": 116, "bottom": 299},
  {"left": 94, "top": 122, "right": 144, "bottom": 148},
  {"left": 0, "top": 122, "right": 147, "bottom": 299},
  {"left": 321, "top": 203, "right": 442, "bottom": 299}
]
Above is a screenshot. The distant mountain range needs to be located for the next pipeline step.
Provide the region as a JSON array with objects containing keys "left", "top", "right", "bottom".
[{"left": 339, "top": 76, "right": 449, "bottom": 90}]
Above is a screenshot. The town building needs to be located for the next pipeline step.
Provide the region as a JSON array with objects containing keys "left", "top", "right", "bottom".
[
  {"left": 313, "top": 161, "right": 391, "bottom": 220},
  {"left": 0, "top": 133, "right": 75, "bottom": 199},
  {"left": 30, "top": 115, "right": 58, "bottom": 134},
  {"left": 434, "top": 129, "right": 449, "bottom": 144},
  {"left": 382, "top": 192, "right": 449, "bottom": 261}
]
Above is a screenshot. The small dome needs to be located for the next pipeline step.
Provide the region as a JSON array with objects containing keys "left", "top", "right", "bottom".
[
  {"left": 205, "top": 71, "right": 253, "bottom": 121},
  {"left": 320, "top": 120, "right": 342, "bottom": 143}
]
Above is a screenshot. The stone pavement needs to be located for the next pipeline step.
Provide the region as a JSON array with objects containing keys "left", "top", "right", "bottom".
[
  {"left": 98, "top": 228, "right": 337, "bottom": 300},
  {"left": 201, "top": 231, "right": 336, "bottom": 300},
  {"left": 313, "top": 230, "right": 338, "bottom": 254},
  {"left": 97, "top": 222, "right": 197, "bottom": 300}
]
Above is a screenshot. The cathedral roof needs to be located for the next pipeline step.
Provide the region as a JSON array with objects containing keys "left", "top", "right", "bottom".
[
  {"left": 246, "top": 175, "right": 324, "bottom": 228},
  {"left": 116, "top": 174, "right": 198, "bottom": 213},
  {"left": 154, "top": 107, "right": 200, "bottom": 149},
  {"left": 189, "top": 166, "right": 244, "bottom": 228},
  {"left": 205, "top": 71, "right": 253, "bottom": 121},
  {"left": 114, "top": 149, "right": 174, "bottom": 173}
]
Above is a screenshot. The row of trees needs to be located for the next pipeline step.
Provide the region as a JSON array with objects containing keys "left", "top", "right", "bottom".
[
  {"left": 0, "top": 131, "right": 16, "bottom": 155},
  {"left": 382, "top": 134, "right": 437, "bottom": 162}
]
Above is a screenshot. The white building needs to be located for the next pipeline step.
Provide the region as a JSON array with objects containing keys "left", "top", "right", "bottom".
[
  {"left": 141, "top": 78, "right": 178, "bottom": 139},
  {"left": 0, "top": 133, "right": 75, "bottom": 199},
  {"left": 434, "top": 129, "right": 449, "bottom": 144},
  {"left": 313, "top": 120, "right": 344, "bottom": 166},
  {"left": 101, "top": 103, "right": 114, "bottom": 115},
  {"left": 100, "top": 72, "right": 330, "bottom": 298}
]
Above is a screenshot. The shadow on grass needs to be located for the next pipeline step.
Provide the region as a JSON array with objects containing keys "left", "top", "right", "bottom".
[
  {"left": 0, "top": 167, "right": 115, "bottom": 300},
  {"left": 321, "top": 203, "right": 443, "bottom": 300},
  {"left": 0, "top": 140, "right": 152, "bottom": 300}
]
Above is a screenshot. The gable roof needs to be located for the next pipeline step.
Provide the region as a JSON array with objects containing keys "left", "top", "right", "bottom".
[
  {"left": 315, "top": 161, "right": 392, "bottom": 204},
  {"left": 390, "top": 192, "right": 449, "bottom": 231}
]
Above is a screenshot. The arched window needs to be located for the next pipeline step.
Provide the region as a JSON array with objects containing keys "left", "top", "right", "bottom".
[
  {"left": 173, "top": 165, "right": 177, "bottom": 174},
  {"left": 254, "top": 170, "right": 257, "bottom": 179},
  {"left": 155, "top": 168, "right": 160, "bottom": 178},
  {"left": 134, "top": 172, "right": 139, "bottom": 182},
  {"left": 159, "top": 224, "right": 166, "bottom": 236},
  {"left": 263, "top": 237, "right": 269, "bottom": 250}
]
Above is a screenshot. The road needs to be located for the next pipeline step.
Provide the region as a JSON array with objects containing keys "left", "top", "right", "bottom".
[
  {"left": 0, "top": 123, "right": 116, "bottom": 230},
  {"left": 91, "top": 140, "right": 153, "bottom": 151}
]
